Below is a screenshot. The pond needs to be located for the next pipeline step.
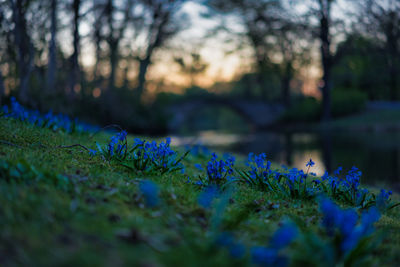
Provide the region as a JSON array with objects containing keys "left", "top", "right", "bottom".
[{"left": 172, "top": 130, "right": 400, "bottom": 192}]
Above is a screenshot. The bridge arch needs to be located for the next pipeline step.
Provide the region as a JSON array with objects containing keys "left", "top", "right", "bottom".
[{"left": 166, "top": 98, "right": 284, "bottom": 132}]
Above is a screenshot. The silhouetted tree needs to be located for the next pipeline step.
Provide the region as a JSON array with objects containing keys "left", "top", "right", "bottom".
[
  {"left": 207, "top": 0, "right": 309, "bottom": 104},
  {"left": 357, "top": 0, "right": 400, "bottom": 100},
  {"left": 315, "top": 0, "right": 334, "bottom": 121},
  {"left": 9, "top": 0, "right": 35, "bottom": 103},
  {"left": 0, "top": 69, "right": 5, "bottom": 105},
  {"left": 135, "top": 0, "right": 187, "bottom": 99},
  {"left": 46, "top": 0, "right": 57, "bottom": 93},
  {"left": 68, "top": 0, "right": 82, "bottom": 99},
  {"left": 174, "top": 51, "right": 209, "bottom": 87}
]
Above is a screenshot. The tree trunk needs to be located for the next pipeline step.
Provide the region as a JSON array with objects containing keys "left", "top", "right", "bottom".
[
  {"left": 389, "top": 62, "right": 398, "bottom": 101},
  {"left": 0, "top": 68, "right": 5, "bottom": 105},
  {"left": 281, "top": 62, "right": 292, "bottom": 107},
  {"left": 69, "top": 0, "right": 81, "bottom": 100},
  {"left": 108, "top": 42, "right": 118, "bottom": 91},
  {"left": 11, "top": 0, "right": 34, "bottom": 103},
  {"left": 47, "top": 0, "right": 57, "bottom": 93},
  {"left": 136, "top": 56, "right": 151, "bottom": 98},
  {"left": 320, "top": 9, "right": 332, "bottom": 122}
]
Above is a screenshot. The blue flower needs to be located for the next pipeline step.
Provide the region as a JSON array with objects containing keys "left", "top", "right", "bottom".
[
  {"left": 89, "top": 149, "right": 97, "bottom": 156},
  {"left": 216, "top": 232, "right": 245, "bottom": 259},
  {"left": 319, "top": 197, "right": 381, "bottom": 253},
  {"left": 334, "top": 166, "right": 343, "bottom": 176},
  {"left": 270, "top": 222, "right": 298, "bottom": 249},
  {"left": 198, "top": 186, "right": 219, "bottom": 208},
  {"left": 139, "top": 180, "right": 160, "bottom": 208},
  {"left": 306, "top": 158, "right": 315, "bottom": 167},
  {"left": 205, "top": 153, "right": 235, "bottom": 184},
  {"left": 2, "top": 97, "right": 98, "bottom": 133},
  {"left": 194, "top": 163, "right": 204, "bottom": 171},
  {"left": 251, "top": 247, "right": 287, "bottom": 267}
]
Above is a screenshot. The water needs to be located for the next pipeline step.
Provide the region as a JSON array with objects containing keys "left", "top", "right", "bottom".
[{"left": 172, "top": 130, "right": 400, "bottom": 192}]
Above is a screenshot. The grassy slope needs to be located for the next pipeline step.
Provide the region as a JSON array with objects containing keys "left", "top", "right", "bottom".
[{"left": 0, "top": 118, "right": 399, "bottom": 266}]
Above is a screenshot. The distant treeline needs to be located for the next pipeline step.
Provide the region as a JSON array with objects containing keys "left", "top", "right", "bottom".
[{"left": 0, "top": 0, "right": 399, "bottom": 131}]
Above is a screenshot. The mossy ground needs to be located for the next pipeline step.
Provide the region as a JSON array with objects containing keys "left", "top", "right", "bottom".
[{"left": 0, "top": 118, "right": 399, "bottom": 266}]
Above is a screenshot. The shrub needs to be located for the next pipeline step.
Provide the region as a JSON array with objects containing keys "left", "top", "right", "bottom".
[
  {"left": 331, "top": 88, "right": 367, "bottom": 117},
  {"left": 283, "top": 89, "right": 367, "bottom": 122},
  {"left": 282, "top": 97, "right": 321, "bottom": 122}
]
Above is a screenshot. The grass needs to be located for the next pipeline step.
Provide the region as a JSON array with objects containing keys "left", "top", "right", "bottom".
[{"left": 1, "top": 117, "right": 400, "bottom": 266}]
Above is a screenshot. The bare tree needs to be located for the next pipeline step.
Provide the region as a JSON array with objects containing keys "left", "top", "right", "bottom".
[
  {"left": 91, "top": 0, "right": 133, "bottom": 91},
  {"left": 317, "top": 0, "right": 334, "bottom": 121},
  {"left": 207, "top": 0, "right": 310, "bottom": 104},
  {"left": 357, "top": 0, "right": 400, "bottom": 101},
  {"left": 174, "top": 50, "right": 209, "bottom": 87},
  {"left": 9, "top": 0, "right": 35, "bottom": 103},
  {"left": 294, "top": 0, "right": 335, "bottom": 121},
  {"left": 46, "top": 0, "right": 57, "bottom": 93},
  {"left": 0, "top": 68, "right": 5, "bottom": 105},
  {"left": 135, "top": 0, "right": 187, "bottom": 99},
  {"left": 68, "top": 0, "right": 82, "bottom": 99}
]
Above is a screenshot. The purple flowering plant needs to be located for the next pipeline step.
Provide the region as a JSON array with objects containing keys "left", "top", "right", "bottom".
[
  {"left": 237, "top": 154, "right": 320, "bottom": 200},
  {"left": 90, "top": 133, "right": 188, "bottom": 174},
  {"left": 194, "top": 152, "right": 236, "bottom": 188},
  {"left": 315, "top": 167, "right": 399, "bottom": 210},
  {"left": 1, "top": 97, "right": 98, "bottom": 133}
]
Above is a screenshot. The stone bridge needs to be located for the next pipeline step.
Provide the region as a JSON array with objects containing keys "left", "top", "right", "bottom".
[{"left": 166, "top": 97, "right": 285, "bottom": 131}]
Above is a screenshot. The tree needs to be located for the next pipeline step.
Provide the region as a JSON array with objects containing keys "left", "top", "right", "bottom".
[
  {"left": 135, "top": 0, "right": 188, "bottom": 99},
  {"left": 294, "top": 0, "right": 335, "bottom": 121},
  {"left": 207, "top": 0, "right": 310, "bottom": 104},
  {"left": 91, "top": 0, "right": 133, "bottom": 92},
  {"left": 174, "top": 51, "right": 209, "bottom": 87},
  {"left": 316, "top": 0, "right": 334, "bottom": 121},
  {"left": 9, "top": 0, "right": 35, "bottom": 103},
  {"left": 68, "top": 0, "right": 82, "bottom": 99},
  {"left": 357, "top": 0, "right": 400, "bottom": 100},
  {"left": 46, "top": 0, "right": 57, "bottom": 93},
  {"left": 0, "top": 68, "right": 5, "bottom": 105}
]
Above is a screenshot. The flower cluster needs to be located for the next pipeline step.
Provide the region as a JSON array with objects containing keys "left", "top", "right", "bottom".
[
  {"left": 91, "top": 134, "right": 187, "bottom": 174},
  {"left": 195, "top": 153, "right": 235, "bottom": 187},
  {"left": 236, "top": 153, "right": 275, "bottom": 191},
  {"left": 216, "top": 232, "right": 246, "bottom": 259},
  {"left": 139, "top": 180, "right": 160, "bottom": 208},
  {"left": 320, "top": 198, "right": 380, "bottom": 254},
  {"left": 129, "top": 137, "right": 186, "bottom": 174},
  {"left": 1, "top": 97, "right": 98, "bottom": 133},
  {"left": 376, "top": 189, "right": 399, "bottom": 211},
  {"left": 237, "top": 154, "right": 319, "bottom": 199},
  {"left": 92, "top": 131, "right": 128, "bottom": 160},
  {"left": 198, "top": 185, "right": 219, "bottom": 208},
  {"left": 251, "top": 222, "right": 298, "bottom": 266},
  {"left": 318, "top": 167, "right": 377, "bottom": 208}
]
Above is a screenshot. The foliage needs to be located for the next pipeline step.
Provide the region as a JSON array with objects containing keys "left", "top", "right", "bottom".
[
  {"left": 331, "top": 89, "right": 367, "bottom": 117},
  {"left": 139, "top": 180, "right": 160, "bottom": 208},
  {"left": 1, "top": 97, "right": 98, "bottom": 133},
  {"left": 236, "top": 153, "right": 400, "bottom": 210},
  {"left": 282, "top": 97, "right": 321, "bottom": 122},
  {"left": 1, "top": 108, "right": 400, "bottom": 266},
  {"left": 283, "top": 89, "right": 367, "bottom": 122},
  {"left": 236, "top": 153, "right": 320, "bottom": 200},
  {"left": 0, "top": 158, "right": 70, "bottom": 190},
  {"left": 193, "top": 153, "right": 235, "bottom": 188},
  {"left": 92, "top": 134, "right": 188, "bottom": 175}
]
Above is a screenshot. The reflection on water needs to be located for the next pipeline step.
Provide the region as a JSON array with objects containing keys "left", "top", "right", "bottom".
[{"left": 172, "top": 130, "right": 400, "bottom": 191}]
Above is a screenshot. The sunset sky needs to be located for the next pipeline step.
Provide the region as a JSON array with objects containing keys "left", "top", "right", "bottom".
[{"left": 72, "top": 0, "right": 355, "bottom": 96}]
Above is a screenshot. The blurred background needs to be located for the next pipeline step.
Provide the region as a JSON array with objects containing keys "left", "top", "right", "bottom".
[{"left": 0, "top": 0, "right": 399, "bottom": 188}]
